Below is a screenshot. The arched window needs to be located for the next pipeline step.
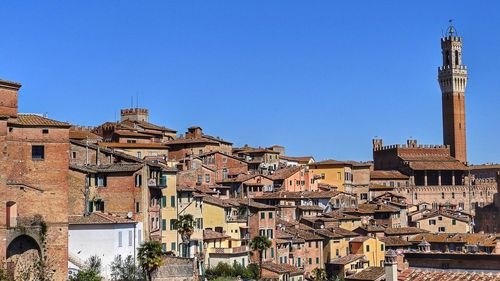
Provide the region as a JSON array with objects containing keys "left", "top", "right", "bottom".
[
  {"left": 446, "top": 51, "right": 450, "bottom": 66},
  {"left": 6, "top": 201, "right": 17, "bottom": 228},
  {"left": 455, "top": 50, "right": 459, "bottom": 65}
]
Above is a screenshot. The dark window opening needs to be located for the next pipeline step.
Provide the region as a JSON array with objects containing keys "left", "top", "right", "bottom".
[{"left": 32, "top": 145, "right": 45, "bottom": 160}]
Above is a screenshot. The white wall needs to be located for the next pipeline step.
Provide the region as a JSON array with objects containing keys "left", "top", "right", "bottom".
[{"left": 69, "top": 222, "right": 143, "bottom": 278}]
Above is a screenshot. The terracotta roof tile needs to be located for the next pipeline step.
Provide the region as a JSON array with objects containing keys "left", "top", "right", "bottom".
[
  {"left": 69, "top": 212, "right": 136, "bottom": 225},
  {"left": 370, "top": 170, "right": 409, "bottom": 180},
  {"left": 398, "top": 269, "right": 500, "bottom": 281},
  {"left": 261, "top": 262, "right": 303, "bottom": 275},
  {"left": 9, "top": 114, "right": 70, "bottom": 127},
  {"left": 345, "top": 266, "right": 385, "bottom": 281},
  {"left": 203, "top": 229, "right": 230, "bottom": 240},
  {"left": 330, "top": 254, "right": 365, "bottom": 265}
]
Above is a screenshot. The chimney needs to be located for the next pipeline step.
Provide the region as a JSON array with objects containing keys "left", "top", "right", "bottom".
[
  {"left": 385, "top": 250, "right": 398, "bottom": 281},
  {"left": 0, "top": 79, "right": 21, "bottom": 118},
  {"left": 120, "top": 108, "right": 149, "bottom": 122},
  {"left": 186, "top": 126, "right": 203, "bottom": 139}
]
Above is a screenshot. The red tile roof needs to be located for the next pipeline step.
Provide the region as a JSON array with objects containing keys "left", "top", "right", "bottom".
[
  {"left": 370, "top": 170, "right": 409, "bottom": 180},
  {"left": 345, "top": 266, "right": 385, "bottom": 281},
  {"left": 398, "top": 269, "right": 500, "bottom": 281},
  {"left": 9, "top": 114, "right": 71, "bottom": 127},
  {"left": 261, "top": 262, "right": 303, "bottom": 275},
  {"left": 330, "top": 254, "right": 365, "bottom": 265},
  {"left": 69, "top": 212, "right": 136, "bottom": 225},
  {"left": 203, "top": 229, "right": 230, "bottom": 240}
]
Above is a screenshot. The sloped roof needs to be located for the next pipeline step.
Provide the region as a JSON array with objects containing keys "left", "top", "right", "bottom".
[
  {"left": 9, "top": 114, "right": 71, "bottom": 128},
  {"left": 203, "top": 229, "right": 230, "bottom": 240},
  {"left": 370, "top": 170, "right": 409, "bottom": 180},
  {"left": 398, "top": 269, "right": 500, "bottom": 281},
  {"left": 384, "top": 227, "right": 428, "bottom": 236},
  {"left": 261, "top": 262, "right": 303, "bottom": 275},
  {"left": 379, "top": 236, "right": 412, "bottom": 247},
  {"left": 70, "top": 163, "right": 143, "bottom": 173},
  {"left": 345, "top": 266, "right": 385, "bottom": 281},
  {"left": 330, "top": 254, "right": 365, "bottom": 265},
  {"left": 69, "top": 212, "right": 136, "bottom": 225},
  {"left": 269, "top": 166, "right": 302, "bottom": 180}
]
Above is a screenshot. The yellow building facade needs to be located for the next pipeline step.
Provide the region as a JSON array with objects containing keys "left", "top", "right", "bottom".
[
  {"left": 350, "top": 237, "right": 385, "bottom": 267},
  {"left": 309, "top": 160, "right": 353, "bottom": 192},
  {"left": 160, "top": 170, "right": 178, "bottom": 253}
]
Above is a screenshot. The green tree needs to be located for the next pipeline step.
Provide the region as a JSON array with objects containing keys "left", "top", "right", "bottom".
[
  {"left": 249, "top": 236, "right": 271, "bottom": 279},
  {"left": 137, "top": 241, "right": 163, "bottom": 281},
  {"left": 69, "top": 255, "right": 103, "bottom": 281},
  {"left": 175, "top": 214, "right": 195, "bottom": 257},
  {"left": 110, "top": 255, "right": 145, "bottom": 281},
  {"left": 311, "top": 268, "right": 327, "bottom": 281}
]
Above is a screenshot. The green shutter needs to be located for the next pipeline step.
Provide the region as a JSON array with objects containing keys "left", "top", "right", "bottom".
[
  {"left": 271, "top": 248, "right": 274, "bottom": 258},
  {"left": 162, "top": 219, "right": 166, "bottom": 230},
  {"left": 162, "top": 196, "right": 167, "bottom": 208},
  {"left": 88, "top": 201, "right": 93, "bottom": 213},
  {"left": 171, "top": 196, "right": 176, "bottom": 207}
]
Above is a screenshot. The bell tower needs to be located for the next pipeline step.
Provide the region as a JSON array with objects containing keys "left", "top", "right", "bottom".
[{"left": 438, "top": 22, "right": 468, "bottom": 163}]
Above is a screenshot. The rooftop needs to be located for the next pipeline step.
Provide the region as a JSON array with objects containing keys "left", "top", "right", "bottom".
[
  {"left": 69, "top": 212, "right": 136, "bottom": 225},
  {"left": 9, "top": 114, "right": 71, "bottom": 128}
]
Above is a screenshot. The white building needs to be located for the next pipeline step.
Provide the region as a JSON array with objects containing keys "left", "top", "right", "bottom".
[{"left": 68, "top": 212, "right": 143, "bottom": 279}]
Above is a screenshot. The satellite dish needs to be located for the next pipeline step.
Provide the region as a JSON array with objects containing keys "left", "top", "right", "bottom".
[{"left": 127, "top": 212, "right": 133, "bottom": 219}]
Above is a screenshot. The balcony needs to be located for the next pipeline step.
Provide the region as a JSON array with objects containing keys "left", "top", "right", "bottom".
[
  {"left": 148, "top": 177, "right": 167, "bottom": 189},
  {"left": 209, "top": 246, "right": 249, "bottom": 255}
]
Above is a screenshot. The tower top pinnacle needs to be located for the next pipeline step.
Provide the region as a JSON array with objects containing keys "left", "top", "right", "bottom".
[{"left": 446, "top": 19, "right": 457, "bottom": 36}]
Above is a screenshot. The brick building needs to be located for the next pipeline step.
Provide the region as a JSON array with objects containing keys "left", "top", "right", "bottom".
[
  {"left": 167, "top": 126, "right": 232, "bottom": 161},
  {"left": 0, "top": 79, "right": 70, "bottom": 279}
]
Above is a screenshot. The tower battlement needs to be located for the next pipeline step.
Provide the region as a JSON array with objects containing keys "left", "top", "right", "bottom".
[{"left": 120, "top": 108, "right": 149, "bottom": 122}]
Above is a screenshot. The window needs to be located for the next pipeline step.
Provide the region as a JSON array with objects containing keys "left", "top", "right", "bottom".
[
  {"left": 429, "top": 219, "right": 436, "bottom": 225},
  {"left": 136, "top": 202, "right": 140, "bottom": 213},
  {"left": 267, "top": 229, "right": 274, "bottom": 239},
  {"left": 32, "top": 145, "right": 45, "bottom": 160},
  {"left": 197, "top": 175, "right": 202, "bottom": 184},
  {"left": 161, "top": 196, "right": 166, "bottom": 208},
  {"left": 137, "top": 152, "right": 142, "bottom": 159},
  {"left": 316, "top": 257, "right": 319, "bottom": 264},
  {"left": 452, "top": 219, "right": 456, "bottom": 225},
  {"left": 361, "top": 193, "right": 368, "bottom": 200},
  {"left": 222, "top": 157, "right": 227, "bottom": 163},
  {"left": 95, "top": 200, "right": 104, "bottom": 212},
  {"left": 259, "top": 229, "right": 266, "bottom": 237},
  {"left": 128, "top": 230, "right": 133, "bottom": 246},
  {"left": 171, "top": 196, "right": 176, "bottom": 207},
  {"left": 452, "top": 192, "right": 455, "bottom": 199},
  {"left": 438, "top": 227, "right": 446, "bottom": 232},
  {"left": 289, "top": 180, "right": 293, "bottom": 186},
  {"left": 71, "top": 151, "right": 77, "bottom": 159},
  {"left": 205, "top": 174, "right": 210, "bottom": 183},
  {"left": 42, "top": 129, "right": 49, "bottom": 134},
  {"left": 297, "top": 258, "right": 301, "bottom": 267},
  {"left": 438, "top": 216, "right": 443, "bottom": 221},
  {"left": 118, "top": 231, "right": 123, "bottom": 247},
  {"left": 260, "top": 212, "right": 265, "bottom": 220},
  {"left": 171, "top": 242, "right": 176, "bottom": 251},
  {"left": 269, "top": 212, "right": 273, "bottom": 219},
  {"left": 96, "top": 175, "right": 107, "bottom": 187},
  {"left": 270, "top": 248, "right": 274, "bottom": 258},
  {"left": 222, "top": 168, "right": 228, "bottom": 179},
  {"left": 309, "top": 258, "right": 312, "bottom": 265},
  {"left": 365, "top": 245, "right": 370, "bottom": 252},
  {"left": 138, "top": 230, "right": 142, "bottom": 244},
  {"left": 162, "top": 219, "right": 167, "bottom": 231},
  {"left": 196, "top": 218, "right": 203, "bottom": 229},
  {"left": 441, "top": 192, "right": 445, "bottom": 199},
  {"left": 381, "top": 244, "right": 384, "bottom": 251},
  {"left": 335, "top": 249, "right": 339, "bottom": 257},
  {"left": 170, "top": 219, "right": 176, "bottom": 230},
  {"left": 135, "top": 174, "right": 142, "bottom": 187}
]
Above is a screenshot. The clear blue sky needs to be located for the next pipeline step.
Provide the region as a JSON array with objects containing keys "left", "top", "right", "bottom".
[{"left": 1, "top": 1, "right": 498, "bottom": 164}]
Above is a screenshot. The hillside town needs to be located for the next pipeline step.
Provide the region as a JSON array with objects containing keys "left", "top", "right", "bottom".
[{"left": 1, "top": 25, "right": 500, "bottom": 281}]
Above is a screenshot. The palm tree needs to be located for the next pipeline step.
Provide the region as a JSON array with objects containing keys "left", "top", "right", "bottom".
[
  {"left": 175, "top": 214, "right": 195, "bottom": 257},
  {"left": 249, "top": 236, "right": 272, "bottom": 279},
  {"left": 137, "top": 241, "right": 163, "bottom": 281},
  {"left": 311, "top": 268, "right": 327, "bottom": 281}
]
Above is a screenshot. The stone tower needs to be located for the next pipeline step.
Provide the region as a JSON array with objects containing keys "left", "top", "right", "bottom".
[{"left": 438, "top": 23, "right": 468, "bottom": 163}]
